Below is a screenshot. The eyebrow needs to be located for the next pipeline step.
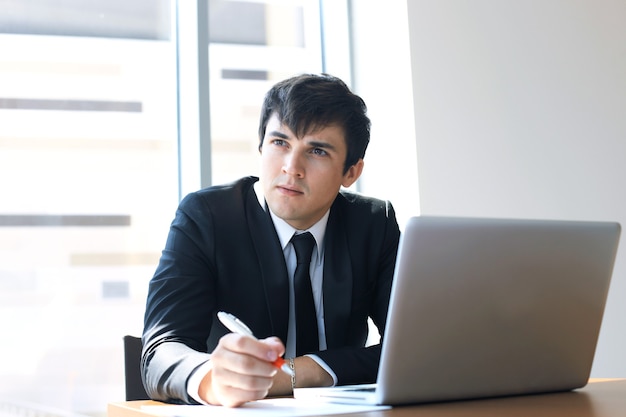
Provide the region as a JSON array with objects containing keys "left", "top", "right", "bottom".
[
  {"left": 308, "top": 141, "right": 337, "bottom": 152},
  {"left": 268, "top": 130, "right": 338, "bottom": 152},
  {"left": 267, "top": 130, "right": 289, "bottom": 139}
]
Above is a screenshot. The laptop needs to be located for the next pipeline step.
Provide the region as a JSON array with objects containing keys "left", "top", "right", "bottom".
[{"left": 295, "top": 216, "right": 621, "bottom": 405}]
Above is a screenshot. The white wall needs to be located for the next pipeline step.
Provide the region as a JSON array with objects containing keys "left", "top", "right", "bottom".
[
  {"left": 354, "top": 1, "right": 626, "bottom": 376},
  {"left": 350, "top": 1, "right": 420, "bottom": 231}
]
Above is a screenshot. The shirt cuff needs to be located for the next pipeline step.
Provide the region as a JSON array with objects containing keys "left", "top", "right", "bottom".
[
  {"left": 305, "top": 354, "right": 338, "bottom": 386},
  {"left": 186, "top": 359, "right": 213, "bottom": 405}
]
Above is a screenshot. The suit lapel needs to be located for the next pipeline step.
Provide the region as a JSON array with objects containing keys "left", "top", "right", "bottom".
[
  {"left": 245, "top": 186, "right": 290, "bottom": 343},
  {"left": 244, "top": 185, "right": 354, "bottom": 348},
  {"left": 322, "top": 199, "right": 353, "bottom": 348}
]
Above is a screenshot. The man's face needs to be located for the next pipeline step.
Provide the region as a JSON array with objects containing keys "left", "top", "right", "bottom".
[{"left": 259, "top": 113, "right": 363, "bottom": 230}]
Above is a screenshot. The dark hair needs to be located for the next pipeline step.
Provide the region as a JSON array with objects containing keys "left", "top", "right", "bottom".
[{"left": 258, "top": 73, "right": 371, "bottom": 173}]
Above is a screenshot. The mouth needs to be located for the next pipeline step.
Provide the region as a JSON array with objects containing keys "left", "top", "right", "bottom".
[{"left": 276, "top": 183, "right": 304, "bottom": 196}]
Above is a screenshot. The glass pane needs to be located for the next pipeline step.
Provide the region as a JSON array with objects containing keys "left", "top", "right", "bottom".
[
  {"left": 0, "top": 0, "right": 326, "bottom": 415},
  {"left": 0, "top": 1, "right": 177, "bottom": 415},
  {"left": 207, "top": 0, "right": 323, "bottom": 184}
]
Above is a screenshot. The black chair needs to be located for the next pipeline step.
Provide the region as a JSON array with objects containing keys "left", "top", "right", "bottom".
[{"left": 123, "top": 335, "right": 150, "bottom": 400}]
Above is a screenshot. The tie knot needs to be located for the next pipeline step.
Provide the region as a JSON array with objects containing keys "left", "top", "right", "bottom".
[{"left": 291, "top": 232, "right": 315, "bottom": 265}]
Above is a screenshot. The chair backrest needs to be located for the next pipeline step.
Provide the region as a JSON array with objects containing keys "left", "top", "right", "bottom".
[{"left": 123, "top": 335, "right": 150, "bottom": 400}]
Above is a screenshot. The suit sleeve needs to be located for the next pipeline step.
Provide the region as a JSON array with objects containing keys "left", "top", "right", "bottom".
[
  {"left": 315, "top": 200, "right": 401, "bottom": 385},
  {"left": 141, "top": 192, "right": 218, "bottom": 404}
]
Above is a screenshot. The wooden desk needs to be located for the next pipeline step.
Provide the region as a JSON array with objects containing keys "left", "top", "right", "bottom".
[{"left": 108, "top": 379, "right": 626, "bottom": 417}]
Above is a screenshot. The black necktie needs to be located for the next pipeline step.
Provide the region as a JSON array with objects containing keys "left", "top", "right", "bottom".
[{"left": 291, "top": 232, "right": 319, "bottom": 356}]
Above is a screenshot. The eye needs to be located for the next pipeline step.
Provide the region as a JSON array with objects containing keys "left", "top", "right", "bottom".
[
  {"left": 271, "top": 139, "right": 287, "bottom": 147},
  {"left": 312, "top": 147, "right": 328, "bottom": 156}
]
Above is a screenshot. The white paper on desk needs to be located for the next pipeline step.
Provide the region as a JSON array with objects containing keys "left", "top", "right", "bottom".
[{"left": 142, "top": 398, "right": 390, "bottom": 417}]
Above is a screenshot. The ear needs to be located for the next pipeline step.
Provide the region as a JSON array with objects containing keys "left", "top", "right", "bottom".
[{"left": 341, "top": 159, "right": 364, "bottom": 188}]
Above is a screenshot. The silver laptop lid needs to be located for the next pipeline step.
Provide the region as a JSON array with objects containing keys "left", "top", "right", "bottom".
[{"left": 376, "top": 216, "right": 620, "bottom": 405}]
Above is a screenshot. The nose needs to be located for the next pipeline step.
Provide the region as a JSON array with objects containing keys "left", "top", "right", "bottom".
[{"left": 282, "top": 151, "right": 305, "bottom": 177}]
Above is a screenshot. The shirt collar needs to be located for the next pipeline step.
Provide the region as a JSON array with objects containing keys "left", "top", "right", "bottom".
[{"left": 253, "top": 181, "right": 328, "bottom": 261}]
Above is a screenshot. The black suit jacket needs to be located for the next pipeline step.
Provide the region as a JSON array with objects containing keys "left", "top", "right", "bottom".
[{"left": 142, "top": 176, "right": 400, "bottom": 403}]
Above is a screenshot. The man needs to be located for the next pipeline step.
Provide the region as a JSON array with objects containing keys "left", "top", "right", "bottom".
[{"left": 142, "top": 73, "right": 401, "bottom": 407}]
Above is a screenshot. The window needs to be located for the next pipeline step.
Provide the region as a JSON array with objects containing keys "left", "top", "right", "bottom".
[
  {"left": 206, "top": 0, "right": 324, "bottom": 185},
  {"left": 0, "top": 0, "right": 326, "bottom": 415}
]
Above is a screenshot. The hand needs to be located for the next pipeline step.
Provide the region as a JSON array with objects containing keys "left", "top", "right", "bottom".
[{"left": 198, "top": 334, "right": 285, "bottom": 407}]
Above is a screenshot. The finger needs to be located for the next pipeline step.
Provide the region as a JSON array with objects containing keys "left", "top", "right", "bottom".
[
  {"left": 260, "top": 336, "right": 286, "bottom": 358},
  {"left": 211, "top": 364, "right": 275, "bottom": 390},
  {"left": 208, "top": 368, "right": 273, "bottom": 407},
  {"left": 221, "top": 333, "right": 283, "bottom": 365},
  {"left": 213, "top": 336, "right": 279, "bottom": 376}
]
